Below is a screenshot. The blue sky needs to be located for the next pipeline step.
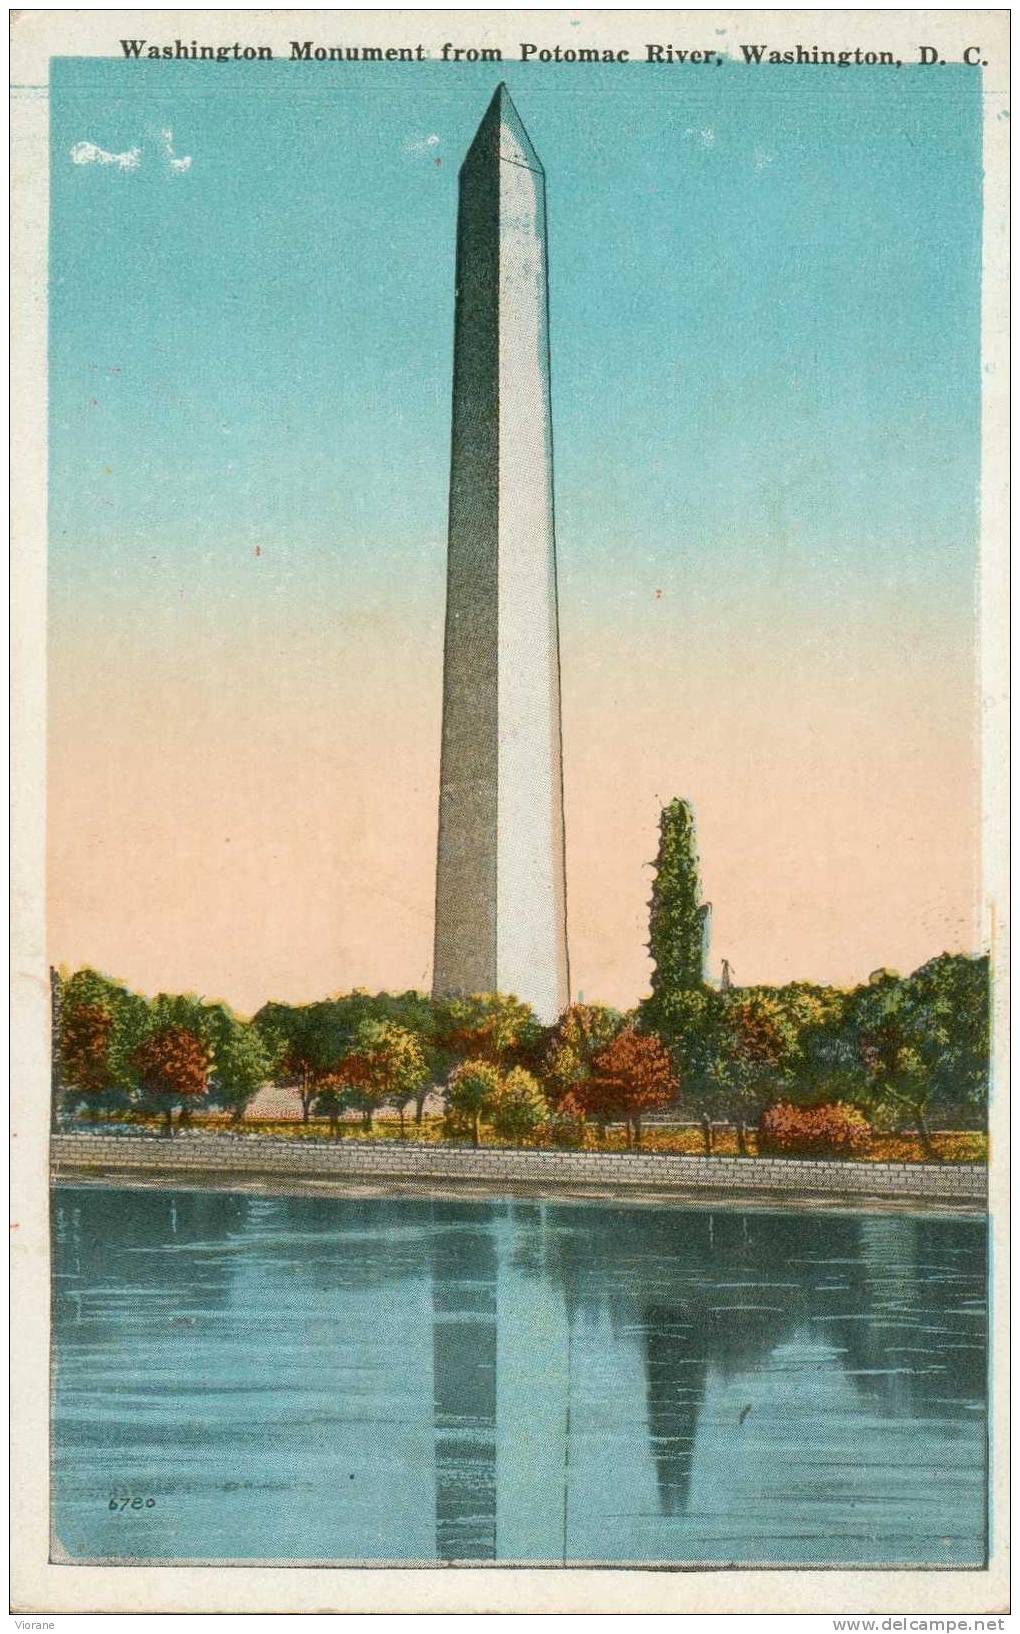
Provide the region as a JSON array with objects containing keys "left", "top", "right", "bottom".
[
  {"left": 48, "top": 57, "right": 985, "bottom": 1008},
  {"left": 50, "top": 58, "right": 981, "bottom": 624}
]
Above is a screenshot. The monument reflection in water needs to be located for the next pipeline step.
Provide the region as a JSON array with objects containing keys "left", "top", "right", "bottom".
[{"left": 51, "top": 1186, "right": 987, "bottom": 1566}]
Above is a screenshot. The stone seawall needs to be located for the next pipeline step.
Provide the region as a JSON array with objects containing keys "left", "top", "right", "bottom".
[{"left": 49, "top": 1132, "right": 988, "bottom": 1210}]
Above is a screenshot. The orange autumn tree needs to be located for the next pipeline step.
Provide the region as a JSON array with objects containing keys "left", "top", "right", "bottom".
[
  {"left": 312, "top": 1051, "right": 370, "bottom": 1137},
  {"left": 60, "top": 1001, "right": 115, "bottom": 1105},
  {"left": 434, "top": 993, "right": 544, "bottom": 1071},
  {"left": 55, "top": 967, "right": 151, "bottom": 1118},
  {"left": 132, "top": 1025, "right": 210, "bottom": 1136},
  {"left": 582, "top": 1028, "right": 677, "bottom": 1149}
]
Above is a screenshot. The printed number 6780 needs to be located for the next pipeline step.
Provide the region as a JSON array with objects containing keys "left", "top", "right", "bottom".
[{"left": 108, "top": 1496, "right": 156, "bottom": 1510}]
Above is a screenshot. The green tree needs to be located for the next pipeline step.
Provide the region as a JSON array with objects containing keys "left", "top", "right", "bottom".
[
  {"left": 256, "top": 993, "right": 439, "bottom": 1125},
  {"left": 316, "top": 991, "right": 440, "bottom": 1124},
  {"left": 489, "top": 1067, "right": 548, "bottom": 1144},
  {"left": 444, "top": 1059, "right": 501, "bottom": 1147},
  {"left": 352, "top": 1022, "right": 429, "bottom": 1133},
  {"left": 790, "top": 989, "right": 865, "bottom": 1110},
  {"left": 647, "top": 799, "right": 708, "bottom": 1004},
  {"left": 847, "top": 957, "right": 989, "bottom": 1158},
  {"left": 211, "top": 1019, "right": 278, "bottom": 1124},
  {"left": 641, "top": 985, "right": 727, "bottom": 1151},
  {"left": 253, "top": 1002, "right": 345, "bottom": 1123},
  {"left": 844, "top": 971, "right": 920, "bottom": 1133},
  {"left": 903, "top": 953, "right": 990, "bottom": 1127},
  {"left": 375, "top": 991, "right": 441, "bottom": 1123},
  {"left": 711, "top": 993, "right": 799, "bottom": 1152},
  {"left": 311, "top": 1083, "right": 344, "bottom": 1137}
]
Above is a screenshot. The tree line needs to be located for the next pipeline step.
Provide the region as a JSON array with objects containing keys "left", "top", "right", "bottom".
[
  {"left": 51, "top": 799, "right": 990, "bottom": 1155},
  {"left": 51, "top": 958, "right": 988, "bottom": 1157}
]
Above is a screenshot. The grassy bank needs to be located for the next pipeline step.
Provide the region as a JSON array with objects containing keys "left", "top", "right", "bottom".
[{"left": 68, "top": 1111, "right": 988, "bottom": 1165}]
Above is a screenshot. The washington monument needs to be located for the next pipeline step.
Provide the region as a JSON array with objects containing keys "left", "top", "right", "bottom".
[{"left": 432, "top": 85, "right": 570, "bottom": 1025}]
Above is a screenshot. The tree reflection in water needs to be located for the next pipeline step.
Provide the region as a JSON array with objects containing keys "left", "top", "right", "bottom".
[{"left": 51, "top": 1185, "right": 987, "bottom": 1564}]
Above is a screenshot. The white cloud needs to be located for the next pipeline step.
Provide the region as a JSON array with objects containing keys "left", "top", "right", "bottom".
[
  {"left": 404, "top": 132, "right": 441, "bottom": 155},
  {"left": 68, "top": 128, "right": 193, "bottom": 174},
  {"left": 160, "top": 127, "right": 192, "bottom": 173},
  {"left": 70, "top": 140, "right": 141, "bottom": 170}
]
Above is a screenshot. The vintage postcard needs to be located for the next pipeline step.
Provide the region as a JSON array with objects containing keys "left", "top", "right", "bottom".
[{"left": 10, "top": 7, "right": 1009, "bottom": 1617}]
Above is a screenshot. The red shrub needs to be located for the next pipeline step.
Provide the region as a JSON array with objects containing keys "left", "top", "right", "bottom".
[{"left": 758, "top": 1100, "right": 870, "bottom": 1159}]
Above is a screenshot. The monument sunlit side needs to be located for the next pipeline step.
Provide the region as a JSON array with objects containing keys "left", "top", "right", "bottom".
[{"left": 432, "top": 85, "right": 570, "bottom": 1024}]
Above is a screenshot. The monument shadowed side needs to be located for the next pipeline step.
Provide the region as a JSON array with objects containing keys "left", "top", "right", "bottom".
[{"left": 433, "top": 98, "right": 501, "bottom": 997}]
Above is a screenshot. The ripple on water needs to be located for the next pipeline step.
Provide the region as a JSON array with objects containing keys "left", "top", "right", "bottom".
[{"left": 51, "top": 1186, "right": 988, "bottom": 1566}]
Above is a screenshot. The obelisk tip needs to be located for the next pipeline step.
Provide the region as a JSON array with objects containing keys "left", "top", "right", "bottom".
[{"left": 463, "top": 83, "right": 544, "bottom": 176}]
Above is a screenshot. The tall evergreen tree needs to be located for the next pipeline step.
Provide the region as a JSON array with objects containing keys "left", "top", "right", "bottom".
[{"left": 648, "top": 799, "right": 708, "bottom": 999}]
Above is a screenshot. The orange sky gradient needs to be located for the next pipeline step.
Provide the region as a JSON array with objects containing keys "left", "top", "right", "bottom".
[{"left": 48, "top": 575, "right": 981, "bottom": 1018}]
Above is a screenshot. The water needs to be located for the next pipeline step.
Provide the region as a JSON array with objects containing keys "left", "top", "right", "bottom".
[{"left": 51, "top": 1184, "right": 988, "bottom": 1566}]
